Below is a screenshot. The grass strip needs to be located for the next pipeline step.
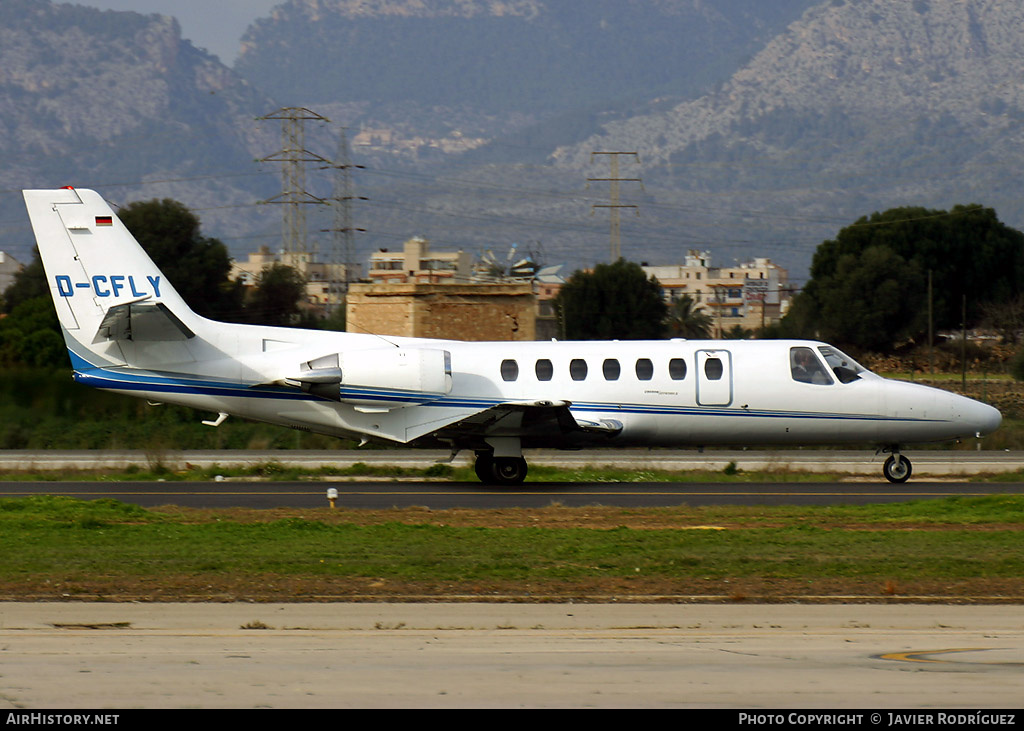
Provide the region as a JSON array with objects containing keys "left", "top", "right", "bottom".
[{"left": 0, "top": 496, "right": 1022, "bottom": 598}]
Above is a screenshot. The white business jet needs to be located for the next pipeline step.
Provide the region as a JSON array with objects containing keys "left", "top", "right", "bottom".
[{"left": 23, "top": 188, "right": 1001, "bottom": 485}]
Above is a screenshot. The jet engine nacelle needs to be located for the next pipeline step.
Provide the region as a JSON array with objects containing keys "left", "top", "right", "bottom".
[
  {"left": 335, "top": 347, "right": 452, "bottom": 412},
  {"left": 289, "top": 347, "right": 452, "bottom": 411}
]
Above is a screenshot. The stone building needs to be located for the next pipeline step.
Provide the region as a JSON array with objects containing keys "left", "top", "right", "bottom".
[{"left": 346, "top": 281, "right": 536, "bottom": 341}]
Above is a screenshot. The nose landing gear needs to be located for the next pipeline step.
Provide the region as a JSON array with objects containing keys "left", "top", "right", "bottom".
[{"left": 882, "top": 450, "right": 912, "bottom": 483}]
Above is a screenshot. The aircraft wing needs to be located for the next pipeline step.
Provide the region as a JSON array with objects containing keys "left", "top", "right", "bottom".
[{"left": 427, "top": 399, "right": 623, "bottom": 449}]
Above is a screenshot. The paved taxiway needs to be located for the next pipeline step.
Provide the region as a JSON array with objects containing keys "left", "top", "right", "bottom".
[
  {"left": 1, "top": 603, "right": 1022, "bottom": 708},
  {"left": 4, "top": 448, "right": 1023, "bottom": 477},
  {"left": 4, "top": 449, "right": 1024, "bottom": 509}
]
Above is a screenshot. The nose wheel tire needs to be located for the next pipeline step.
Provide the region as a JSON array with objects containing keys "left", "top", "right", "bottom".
[{"left": 883, "top": 454, "right": 912, "bottom": 483}]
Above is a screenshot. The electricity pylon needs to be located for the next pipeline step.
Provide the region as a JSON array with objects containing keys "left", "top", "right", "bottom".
[
  {"left": 588, "top": 151, "right": 642, "bottom": 261},
  {"left": 325, "top": 127, "right": 366, "bottom": 290},
  {"left": 258, "top": 107, "right": 332, "bottom": 261}
]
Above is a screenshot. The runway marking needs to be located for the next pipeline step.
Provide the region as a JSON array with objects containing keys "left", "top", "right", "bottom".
[{"left": 876, "top": 648, "right": 1024, "bottom": 666}]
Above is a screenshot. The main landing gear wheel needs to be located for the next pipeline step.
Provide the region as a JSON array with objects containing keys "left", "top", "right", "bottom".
[
  {"left": 474, "top": 453, "right": 528, "bottom": 486},
  {"left": 492, "top": 456, "right": 528, "bottom": 485},
  {"left": 473, "top": 453, "right": 494, "bottom": 483},
  {"left": 883, "top": 454, "right": 912, "bottom": 483}
]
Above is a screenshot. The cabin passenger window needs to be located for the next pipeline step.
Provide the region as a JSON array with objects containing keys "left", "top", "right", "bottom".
[
  {"left": 704, "top": 357, "right": 724, "bottom": 380},
  {"left": 500, "top": 359, "right": 519, "bottom": 382},
  {"left": 535, "top": 358, "right": 553, "bottom": 381},
  {"left": 790, "top": 347, "right": 833, "bottom": 385},
  {"left": 570, "top": 359, "right": 588, "bottom": 381},
  {"left": 602, "top": 359, "right": 620, "bottom": 381},
  {"left": 668, "top": 358, "right": 687, "bottom": 380},
  {"left": 635, "top": 358, "right": 653, "bottom": 381}
]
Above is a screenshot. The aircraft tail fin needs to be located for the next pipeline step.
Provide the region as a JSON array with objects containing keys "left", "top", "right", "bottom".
[{"left": 22, "top": 188, "right": 202, "bottom": 370}]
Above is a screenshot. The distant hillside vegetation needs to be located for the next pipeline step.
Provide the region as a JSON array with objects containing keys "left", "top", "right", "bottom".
[
  {"left": 234, "top": 0, "right": 817, "bottom": 115},
  {"left": 0, "top": 0, "right": 279, "bottom": 262}
]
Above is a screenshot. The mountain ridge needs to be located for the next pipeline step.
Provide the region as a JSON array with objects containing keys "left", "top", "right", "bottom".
[
  {"left": 234, "top": 0, "right": 817, "bottom": 118},
  {"left": 4, "top": 0, "right": 1024, "bottom": 282},
  {"left": 554, "top": 0, "right": 1024, "bottom": 166},
  {"left": 0, "top": 0, "right": 280, "bottom": 265},
  {"left": 533, "top": 0, "right": 1024, "bottom": 275}
]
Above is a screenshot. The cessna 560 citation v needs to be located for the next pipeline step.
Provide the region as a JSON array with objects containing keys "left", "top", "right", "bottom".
[{"left": 24, "top": 188, "right": 1001, "bottom": 484}]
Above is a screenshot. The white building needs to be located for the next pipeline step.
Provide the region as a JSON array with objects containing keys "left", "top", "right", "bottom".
[
  {"left": 368, "top": 237, "right": 473, "bottom": 284},
  {"left": 642, "top": 250, "right": 790, "bottom": 336},
  {"left": 0, "top": 251, "right": 24, "bottom": 296},
  {"left": 230, "top": 245, "right": 359, "bottom": 313}
]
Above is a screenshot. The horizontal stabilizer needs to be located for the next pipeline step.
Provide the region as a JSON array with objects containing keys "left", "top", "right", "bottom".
[{"left": 93, "top": 302, "right": 195, "bottom": 344}]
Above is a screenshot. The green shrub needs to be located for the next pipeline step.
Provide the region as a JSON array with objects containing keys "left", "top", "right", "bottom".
[{"left": 1010, "top": 348, "right": 1024, "bottom": 381}]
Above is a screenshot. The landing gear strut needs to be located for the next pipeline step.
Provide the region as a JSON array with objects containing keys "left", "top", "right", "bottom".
[
  {"left": 474, "top": 451, "right": 528, "bottom": 486},
  {"left": 882, "top": 451, "right": 912, "bottom": 483}
]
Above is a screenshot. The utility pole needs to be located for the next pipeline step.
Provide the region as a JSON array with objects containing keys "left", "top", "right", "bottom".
[
  {"left": 961, "top": 294, "right": 967, "bottom": 391},
  {"left": 928, "top": 270, "right": 934, "bottom": 375},
  {"left": 715, "top": 286, "right": 723, "bottom": 339},
  {"left": 258, "top": 107, "right": 332, "bottom": 263},
  {"left": 588, "top": 152, "right": 642, "bottom": 261}
]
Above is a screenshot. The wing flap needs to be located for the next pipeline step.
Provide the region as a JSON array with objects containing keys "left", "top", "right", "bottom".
[{"left": 428, "top": 400, "right": 622, "bottom": 446}]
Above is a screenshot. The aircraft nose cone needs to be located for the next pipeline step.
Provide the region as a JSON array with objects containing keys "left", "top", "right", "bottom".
[
  {"left": 953, "top": 395, "right": 1002, "bottom": 437},
  {"left": 973, "top": 401, "right": 1002, "bottom": 437}
]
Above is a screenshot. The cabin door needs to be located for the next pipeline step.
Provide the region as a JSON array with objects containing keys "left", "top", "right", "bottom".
[{"left": 695, "top": 349, "right": 733, "bottom": 406}]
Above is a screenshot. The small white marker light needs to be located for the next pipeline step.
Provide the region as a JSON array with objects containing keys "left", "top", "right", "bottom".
[{"left": 327, "top": 488, "right": 338, "bottom": 509}]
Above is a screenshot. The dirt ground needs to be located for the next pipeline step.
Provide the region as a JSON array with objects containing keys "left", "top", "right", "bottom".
[
  {"left": 3, "top": 575, "right": 1020, "bottom": 604},
  {"left": 4, "top": 505, "right": 1021, "bottom": 604}
]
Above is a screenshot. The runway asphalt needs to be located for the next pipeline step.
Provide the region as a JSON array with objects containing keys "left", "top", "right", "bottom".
[
  {"left": 3, "top": 448, "right": 1023, "bottom": 477},
  {"left": 4, "top": 449, "right": 1023, "bottom": 509},
  {"left": 2, "top": 478, "right": 1023, "bottom": 509}
]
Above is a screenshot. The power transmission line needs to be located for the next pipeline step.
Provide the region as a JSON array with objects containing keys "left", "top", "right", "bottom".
[
  {"left": 322, "top": 127, "right": 367, "bottom": 295},
  {"left": 258, "top": 107, "right": 331, "bottom": 260},
  {"left": 588, "top": 151, "right": 642, "bottom": 261}
]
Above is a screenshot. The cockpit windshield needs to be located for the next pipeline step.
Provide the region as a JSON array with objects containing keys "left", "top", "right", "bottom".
[
  {"left": 790, "top": 346, "right": 833, "bottom": 385},
  {"left": 817, "top": 346, "right": 868, "bottom": 384}
]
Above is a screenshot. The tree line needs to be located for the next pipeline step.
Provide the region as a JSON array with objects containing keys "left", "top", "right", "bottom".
[
  {"left": 775, "top": 204, "right": 1024, "bottom": 353},
  {"left": 556, "top": 204, "right": 1024, "bottom": 356}
]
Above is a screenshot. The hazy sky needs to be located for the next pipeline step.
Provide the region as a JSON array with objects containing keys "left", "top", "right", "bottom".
[{"left": 68, "top": 1, "right": 283, "bottom": 64}]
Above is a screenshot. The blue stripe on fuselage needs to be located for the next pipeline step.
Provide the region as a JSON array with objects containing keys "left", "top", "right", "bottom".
[{"left": 67, "top": 357, "right": 941, "bottom": 425}]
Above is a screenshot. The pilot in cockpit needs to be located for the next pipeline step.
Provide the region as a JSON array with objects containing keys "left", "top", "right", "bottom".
[{"left": 790, "top": 347, "right": 832, "bottom": 385}]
